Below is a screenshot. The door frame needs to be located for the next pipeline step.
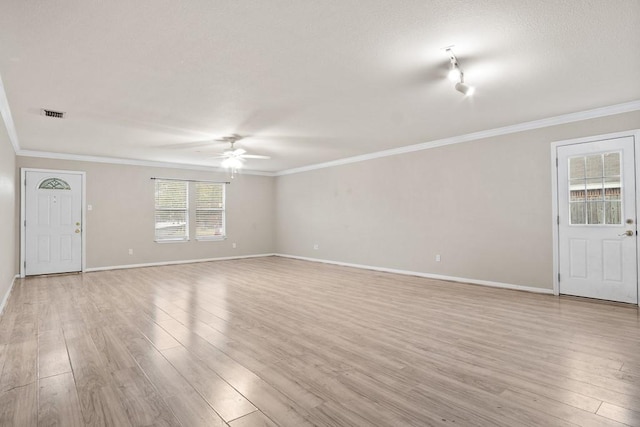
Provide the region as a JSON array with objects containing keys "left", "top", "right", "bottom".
[
  {"left": 551, "top": 129, "right": 640, "bottom": 305},
  {"left": 20, "top": 168, "right": 87, "bottom": 278}
]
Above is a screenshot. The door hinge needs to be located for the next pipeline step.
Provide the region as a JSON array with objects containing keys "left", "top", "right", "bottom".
[
  {"left": 557, "top": 215, "right": 560, "bottom": 225},
  {"left": 24, "top": 261, "right": 26, "bottom": 269},
  {"left": 556, "top": 157, "right": 558, "bottom": 167},
  {"left": 558, "top": 273, "right": 560, "bottom": 282}
]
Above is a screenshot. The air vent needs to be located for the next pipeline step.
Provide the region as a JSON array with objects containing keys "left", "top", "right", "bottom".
[{"left": 41, "top": 109, "right": 66, "bottom": 119}]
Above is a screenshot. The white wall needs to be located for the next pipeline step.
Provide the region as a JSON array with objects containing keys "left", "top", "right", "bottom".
[
  {"left": 16, "top": 157, "right": 275, "bottom": 269},
  {"left": 0, "top": 117, "right": 16, "bottom": 311},
  {"left": 275, "top": 111, "right": 640, "bottom": 290}
]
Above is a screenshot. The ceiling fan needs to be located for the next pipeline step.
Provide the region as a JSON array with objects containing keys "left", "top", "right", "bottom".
[{"left": 213, "top": 134, "right": 271, "bottom": 171}]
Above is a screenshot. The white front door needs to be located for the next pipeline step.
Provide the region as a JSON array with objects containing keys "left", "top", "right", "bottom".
[
  {"left": 24, "top": 170, "right": 83, "bottom": 275},
  {"left": 557, "top": 136, "right": 638, "bottom": 303}
]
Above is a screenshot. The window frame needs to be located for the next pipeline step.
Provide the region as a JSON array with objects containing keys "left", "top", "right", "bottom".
[
  {"left": 567, "top": 151, "right": 623, "bottom": 226},
  {"left": 154, "top": 179, "right": 190, "bottom": 243},
  {"left": 153, "top": 179, "right": 227, "bottom": 244},
  {"left": 195, "top": 182, "right": 226, "bottom": 241}
]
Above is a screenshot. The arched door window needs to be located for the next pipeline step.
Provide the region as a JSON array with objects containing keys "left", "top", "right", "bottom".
[{"left": 38, "top": 178, "right": 71, "bottom": 190}]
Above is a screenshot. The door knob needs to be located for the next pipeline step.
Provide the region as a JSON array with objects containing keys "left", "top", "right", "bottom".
[
  {"left": 618, "top": 230, "right": 634, "bottom": 237},
  {"left": 75, "top": 229, "right": 80, "bottom": 234}
]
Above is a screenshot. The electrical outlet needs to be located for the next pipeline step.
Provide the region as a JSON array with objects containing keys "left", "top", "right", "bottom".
[
  {"left": 232, "top": 242, "right": 237, "bottom": 249},
  {"left": 87, "top": 204, "right": 93, "bottom": 211},
  {"left": 435, "top": 254, "right": 441, "bottom": 262},
  {"left": 313, "top": 244, "right": 319, "bottom": 250},
  {"left": 128, "top": 248, "right": 133, "bottom": 255}
]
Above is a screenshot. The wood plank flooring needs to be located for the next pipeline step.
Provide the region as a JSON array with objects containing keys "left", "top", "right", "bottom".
[{"left": 0, "top": 256, "right": 639, "bottom": 426}]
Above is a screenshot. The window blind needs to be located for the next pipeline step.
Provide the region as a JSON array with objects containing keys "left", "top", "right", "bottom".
[
  {"left": 195, "top": 182, "right": 225, "bottom": 239},
  {"left": 154, "top": 180, "right": 189, "bottom": 241}
]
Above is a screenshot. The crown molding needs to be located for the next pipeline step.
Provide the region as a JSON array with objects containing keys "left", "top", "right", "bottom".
[
  {"left": 8, "top": 99, "right": 640, "bottom": 177},
  {"left": 276, "top": 100, "right": 640, "bottom": 176},
  {"left": 16, "top": 149, "right": 276, "bottom": 176},
  {"left": 0, "top": 74, "right": 21, "bottom": 153}
]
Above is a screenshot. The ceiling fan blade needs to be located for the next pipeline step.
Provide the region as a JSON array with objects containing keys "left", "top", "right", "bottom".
[
  {"left": 241, "top": 154, "right": 271, "bottom": 159},
  {"left": 234, "top": 148, "right": 247, "bottom": 155}
]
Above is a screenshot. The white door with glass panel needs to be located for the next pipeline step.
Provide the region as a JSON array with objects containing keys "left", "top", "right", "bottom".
[
  {"left": 24, "top": 170, "right": 83, "bottom": 275},
  {"left": 557, "top": 137, "right": 638, "bottom": 303}
]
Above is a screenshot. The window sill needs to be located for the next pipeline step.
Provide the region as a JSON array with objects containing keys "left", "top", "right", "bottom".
[{"left": 196, "top": 236, "right": 226, "bottom": 242}]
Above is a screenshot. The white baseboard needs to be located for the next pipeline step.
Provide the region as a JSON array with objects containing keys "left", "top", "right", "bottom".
[
  {"left": 274, "top": 254, "right": 554, "bottom": 295},
  {"left": 57, "top": 252, "right": 555, "bottom": 296},
  {"left": 0, "top": 275, "right": 19, "bottom": 317},
  {"left": 84, "top": 253, "right": 276, "bottom": 272}
]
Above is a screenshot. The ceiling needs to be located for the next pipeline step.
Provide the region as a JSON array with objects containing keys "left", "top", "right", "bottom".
[{"left": 1, "top": 0, "right": 639, "bottom": 173}]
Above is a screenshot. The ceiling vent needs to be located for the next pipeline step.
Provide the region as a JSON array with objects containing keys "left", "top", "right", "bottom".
[{"left": 41, "top": 109, "right": 66, "bottom": 119}]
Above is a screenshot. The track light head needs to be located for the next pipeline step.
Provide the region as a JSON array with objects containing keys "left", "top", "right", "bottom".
[
  {"left": 455, "top": 81, "right": 475, "bottom": 97},
  {"left": 447, "top": 65, "right": 462, "bottom": 82}
]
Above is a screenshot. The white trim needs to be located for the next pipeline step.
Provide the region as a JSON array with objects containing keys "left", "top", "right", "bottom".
[
  {"left": 0, "top": 275, "right": 19, "bottom": 317},
  {"left": 81, "top": 171, "right": 87, "bottom": 274},
  {"left": 550, "top": 129, "right": 640, "bottom": 306},
  {"left": 16, "top": 150, "right": 276, "bottom": 177},
  {"left": 636, "top": 133, "right": 640, "bottom": 307},
  {"left": 19, "top": 169, "right": 24, "bottom": 277},
  {"left": 551, "top": 143, "right": 560, "bottom": 296},
  {"left": 277, "top": 100, "right": 640, "bottom": 176},
  {"left": 10, "top": 100, "right": 640, "bottom": 177},
  {"left": 84, "top": 253, "right": 276, "bottom": 272},
  {"left": 0, "top": 73, "right": 20, "bottom": 152},
  {"left": 20, "top": 168, "right": 87, "bottom": 277},
  {"left": 274, "top": 254, "right": 554, "bottom": 295},
  {"left": 551, "top": 129, "right": 640, "bottom": 147}
]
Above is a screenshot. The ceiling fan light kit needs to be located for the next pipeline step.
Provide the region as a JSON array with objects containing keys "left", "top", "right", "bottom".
[
  {"left": 221, "top": 157, "right": 243, "bottom": 170},
  {"left": 213, "top": 134, "right": 271, "bottom": 175}
]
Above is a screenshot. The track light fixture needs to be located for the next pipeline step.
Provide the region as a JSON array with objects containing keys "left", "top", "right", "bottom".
[
  {"left": 445, "top": 47, "right": 475, "bottom": 97},
  {"left": 455, "top": 81, "right": 475, "bottom": 97},
  {"left": 447, "top": 62, "right": 462, "bottom": 82}
]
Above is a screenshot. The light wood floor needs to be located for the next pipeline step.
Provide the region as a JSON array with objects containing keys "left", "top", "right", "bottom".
[{"left": 1, "top": 256, "right": 639, "bottom": 426}]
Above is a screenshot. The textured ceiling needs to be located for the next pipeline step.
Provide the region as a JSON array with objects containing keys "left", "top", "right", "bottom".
[{"left": 1, "top": 0, "right": 639, "bottom": 172}]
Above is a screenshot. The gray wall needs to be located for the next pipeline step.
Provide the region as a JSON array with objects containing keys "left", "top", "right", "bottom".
[
  {"left": 16, "top": 157, "right": 275, "bottom": 269},
  {"left": 0, "top": 119, "right": 16, "bottom": 311},
  {"left": 275, "top": 111, "right": 640, "bottom": 290}
]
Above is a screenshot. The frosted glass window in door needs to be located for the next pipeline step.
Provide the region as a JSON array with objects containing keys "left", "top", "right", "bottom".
[{"left": 568, "top": 152, "right": 621, "bottom": 225}]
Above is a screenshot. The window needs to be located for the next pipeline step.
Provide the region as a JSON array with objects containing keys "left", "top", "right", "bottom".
[
  {"left": 568, "top": 152, "right": 622, "bottom": 225},
  {"left": 153, "top": 179, "right": 226, "bottom": 242},
  {"left": 196, "top": 182, "right": 225, "bottom": 240},
  {"left": 154, "top": 180, "right": 189, "bottom": 241},
  {"left": 39, "top": 178, "right": 71, "bottom": 190}
]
